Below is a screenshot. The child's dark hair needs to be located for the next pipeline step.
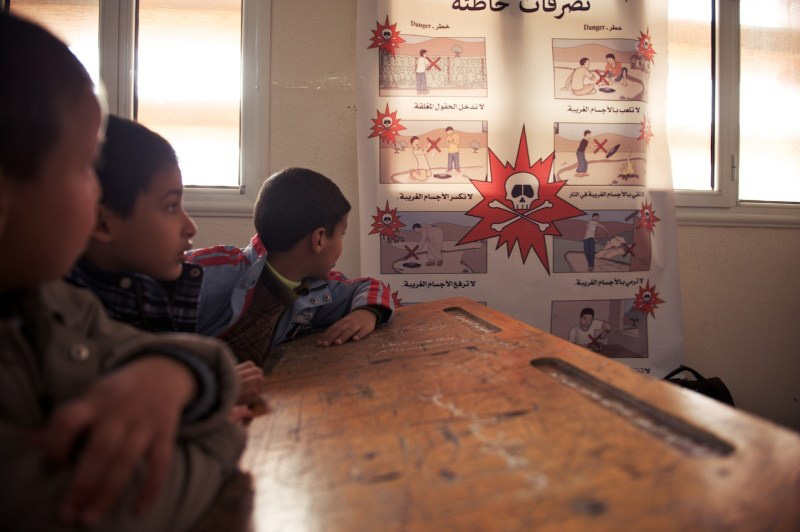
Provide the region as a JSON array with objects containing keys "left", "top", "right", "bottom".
[
  {"left": 0, "top": 14, "right": 93, "bottom": 181},
  {"left": 606, "top": 53, "right": 616, "bottom": 60},
  {"left": 254, "top": 168, "right": 351, "bottom": 252},
  {"left": 584, "top": 130, "right": 591, "bottom": 136},
  {"left": 95, "top": 115, "right": 178, "bottom": 218},
  {"left": 419, "top": 49, "right": 427, "bottom": 56},
  {"left": 580, "top": 307, "right": 595, "bottom": 317},
  {"left": 579, "top": 57, "right": 589, "bottom": 66}
]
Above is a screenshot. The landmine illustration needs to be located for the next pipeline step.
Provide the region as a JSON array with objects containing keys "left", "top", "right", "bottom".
[
  {"left": 379, "top": 35, "right": 488, "bottom": 97},
  {"left": 380, "top": 120, "right": 488, "bottom": 184},
  {"left": 552, "top": 210, "right": 652, "bottom": 273},
  {"left": 553, "top": 35, "right": 654, "bottom": 102},
  {"left": 379, "top": 211, "right": 487, "bottom": 274},
  {"left": 551, "top": 298, "right": 649, "bottom": 359},
  {"left": 554, "top": 122, "right": 647, "bottom": 186}
]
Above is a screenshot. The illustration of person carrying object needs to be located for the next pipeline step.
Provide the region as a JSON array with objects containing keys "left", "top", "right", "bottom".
[
  {"left": 410, "top": 136, "right": 432, "bottom": 181},
  {"left": 568, "top": 307, "right": 612, "bottom": 352},
  {"left": 413, "top": 223, "right": 444, "bottom": 266}
]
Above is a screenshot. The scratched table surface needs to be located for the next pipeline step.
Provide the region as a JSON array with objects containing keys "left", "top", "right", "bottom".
[{"left": 241, "top": 298, "right": 800, "bottom": 531}]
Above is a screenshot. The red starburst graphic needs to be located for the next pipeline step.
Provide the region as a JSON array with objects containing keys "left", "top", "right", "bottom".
[
  {"left": 369, "top": 104, "right": 406, "bottom": 145},
  {"left": 637, "top": 28, "right": 657, "bottom": 63},
  {"left": 368, "top": 16, "right": 406, "bottom": 57},
  {"left": 637, "top": 201, "right": 660, "bottom": 234},
  {"left": 458, "top": 127, "right": 585, "bottom": 273},
  {"left": 638, "top": 115, "right": 653, "bottom": 144},
  {"left": 369, "top": 201, "right": 406, "bottom": 242},
  {"left": 634, "top": 281, "right": 664, "bottom": 318}
]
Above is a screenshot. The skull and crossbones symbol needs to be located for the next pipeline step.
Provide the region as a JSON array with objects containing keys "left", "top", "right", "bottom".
[{"left": 489, "top": 172, "right": 552, "bottom": 232}]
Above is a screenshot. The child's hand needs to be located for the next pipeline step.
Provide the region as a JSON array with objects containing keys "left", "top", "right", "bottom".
[
  {"left": 317, "top": 308, "right": 378, "bottom": 347},
  {"left": 235, "top": 361, "right": 265, "bottom": 406},
  {"left": 33, "top": 356, "right": 196, "bottom": 528}
]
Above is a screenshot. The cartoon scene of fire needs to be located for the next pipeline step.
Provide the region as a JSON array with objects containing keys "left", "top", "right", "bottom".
[
  {"left": 550, "top": 299, "right": 649, "bottom": 359},
  {"left": 553, "top": 122, "right": 648, "bottom": 186},
  {"left": 552, "top": 32, "right": 656, "bottom": 101},
  {"left": 380, "top": 120, "right": 488, "bottom": 184},
  {"left": 378, "top": 34, "right": 488, "bottom": 97},
  {"left": 552, "top": 210, "right": 652, "bottom": 273},
  {"left": 370, "top": 209, "right": 487, "bottom": 274}
]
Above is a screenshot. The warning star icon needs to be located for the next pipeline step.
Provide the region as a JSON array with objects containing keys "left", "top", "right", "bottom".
[
  {"left": 369, "top": 201, "right": 406, "bottom": 242},
  {"left": 637, "top": 201, "right": 660, "bottom": 234},
  {"left": 369, "top": 104, "right": 406, "bottom": 145},
  {"left": 638, "top": 115, "right": 653, "bottom": 144},
  {"left": 458, "top": 127, "right": 585, "bottom": 274},
  {"left": 634, "top": 280, "right": 664, "bottom": 318},
  {"left": 637, "top": 27, "right": 657, "bottom": 63},
  {"left": 368, "top": 16, "right": 406, "bottom": 57}
]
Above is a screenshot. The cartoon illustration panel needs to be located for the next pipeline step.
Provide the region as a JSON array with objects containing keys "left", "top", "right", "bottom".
[
  {"left": 553, "top": 122, "right": 647, "bottom": 186},
  {"left": 379, "top": 35, "right": 488, "bottom": 97},
  {"left": 377, "top": 210, "right": 488, "bottom": 274},
  {"left": 551, "top": 299, "right": 649, "bottom": 359},
  {"left": 553, "top": 36, "right": 654, "bottom": 102},
  {"left": 380, "top": 120, "right": 488, "bottom": 184},
  {"left": 552, "top": 210, "right": 652, "bottom": 274}
]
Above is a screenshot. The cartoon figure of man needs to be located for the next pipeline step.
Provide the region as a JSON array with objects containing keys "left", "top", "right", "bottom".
[
  {"left": 410, "top": 136, "right": 432, "bottom": 181},
  {"left": 583, "top": 213, "right": 608, "bottom": 272},
  {"left": 445, "top": 126, "right": 461, "bottom": 174},
  {"left": 604, "top": 53, "right": 628, "bottom": 86},
  {"left": 568, "top": 307, "right": 612, "bottom": 351},
  {"left": 413, "top": 223, "right": 444, "bottom": 266},
  {"left": 562, "top": 57, "right": 596, "bottom": 96},
  {"left": 416, "top": 49, "right": 429, "bottom": 95},
  {"left": 576, "top": 129, "right": 591, "bottom": 177}
]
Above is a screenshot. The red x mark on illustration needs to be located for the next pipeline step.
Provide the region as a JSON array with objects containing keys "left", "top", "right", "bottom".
[
  {"left": 426, "top": 56, "right": 441, "bottom": 71},
  {"left": 588, "top": 333, "right": 604, "bottom": 350},
  {"left": 426, "top": 137, "right": 441, "bottom": 153},
  {"left": 622, "top": 242, "right": 637, "bottom": 257},
  {"left": 594, "top": 69, "right": 610, "bottom": 85},
  {"left": 593, "top": 138, "right": 608, "bottom": 154},
  {"left": 402, "top": 245, "right": 419, "bottom": 261}
]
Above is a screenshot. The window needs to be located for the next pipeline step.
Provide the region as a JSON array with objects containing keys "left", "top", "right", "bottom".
[
  {"left": 8, "top": 0, "right": 270, "bottom": 215},
  {"left": 669, "top": 0, "right": 800, "bottom": 226}
]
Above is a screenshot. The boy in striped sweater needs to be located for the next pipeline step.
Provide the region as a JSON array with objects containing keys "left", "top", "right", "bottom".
[{"left": 189, "top": 167, "right": 394, "bottom": 367}]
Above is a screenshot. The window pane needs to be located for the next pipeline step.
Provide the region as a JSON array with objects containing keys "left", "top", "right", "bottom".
[
  {"left": 667, "top": 0, "right": 714, "bottom": 191},
  {"left": 739, "top": 0, "right": 800, "bottom": 203},
  {"left": 10, "top": 0, "right": 100, "bottom": 84},
  {"left": 136, "top": 0, "right": 242, "bottom": 188}
]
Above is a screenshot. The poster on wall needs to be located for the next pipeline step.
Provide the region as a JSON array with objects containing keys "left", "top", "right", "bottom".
[{"left": 356, "top": 0, "right": 683, "bottom": 377}]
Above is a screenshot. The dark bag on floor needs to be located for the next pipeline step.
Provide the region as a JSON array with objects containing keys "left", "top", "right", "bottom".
[{"left": 663, "top": 365, "right": 735, "bottom": 407}]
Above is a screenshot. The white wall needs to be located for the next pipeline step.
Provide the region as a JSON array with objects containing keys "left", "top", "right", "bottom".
[{"left": 193, "top": 0, "right": 800, "bottom": 431}]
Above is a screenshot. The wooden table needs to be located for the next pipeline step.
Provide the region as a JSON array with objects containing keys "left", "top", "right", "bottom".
[{"left": 241, "top": 298, "right": 800, "bottom": 531}]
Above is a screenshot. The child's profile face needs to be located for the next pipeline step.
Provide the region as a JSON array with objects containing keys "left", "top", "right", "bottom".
[
  {"left": 313, "top": 213, "right": 348, "bottom": 278},
  {"left": 580, "top": 313, "right": 594, "bottom": 330},
  {"left": 102, "top": 163, "right": 197, "bottom": 281},
  {"left": 0, "top": 87, "right": 101, "bottom": 289}
]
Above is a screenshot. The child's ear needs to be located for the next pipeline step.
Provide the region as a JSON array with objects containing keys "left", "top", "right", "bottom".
[
  {"left": 91, "top": 205, "right": 116, "bottom": 243},
  {"left": 310, "top": 227, "right": 327, "bottom": 254}
]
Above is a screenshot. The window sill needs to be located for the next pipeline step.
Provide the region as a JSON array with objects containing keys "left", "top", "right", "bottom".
[
  {"left": 677, "top": 202, "right": 800, "bottom": 228},
  {"left": 184, "top": 188, "right": 254, "bottom": 218}
]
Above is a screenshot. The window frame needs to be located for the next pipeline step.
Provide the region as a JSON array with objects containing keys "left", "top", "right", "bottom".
[
  {"left": 675, "top": 0, "right": 800, "bottom": 228},
  {"left": 98, "top": 0, "right": 269, "bottom": 217}
]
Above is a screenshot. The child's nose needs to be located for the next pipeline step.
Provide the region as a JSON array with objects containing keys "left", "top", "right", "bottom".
[{"left": 183, "top": 212, "right": 197, "bottom": 238}]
